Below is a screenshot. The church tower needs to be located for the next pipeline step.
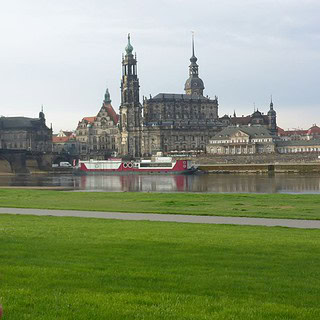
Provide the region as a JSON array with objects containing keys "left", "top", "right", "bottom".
[
  {"left": 184, "top": 33, "right": 205, "bottom": 96},
  {"left": 119, "top": 34, "right": 142, "bottom": 157},
  {"left": 267, "top": 97, "right": 277, "bottom": 135}
]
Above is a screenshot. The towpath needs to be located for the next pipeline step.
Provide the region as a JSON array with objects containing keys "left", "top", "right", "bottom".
[{"left": 1, "top": 207, "right": 320, "bottom": 229}]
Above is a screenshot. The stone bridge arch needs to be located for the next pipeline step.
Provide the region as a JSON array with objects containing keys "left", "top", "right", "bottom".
[
  {"left": 0, "top": 154, "right": 12, "bottom": 174},
  {"left": 52, "top": 154, "right": 74, "bottom": 165}
]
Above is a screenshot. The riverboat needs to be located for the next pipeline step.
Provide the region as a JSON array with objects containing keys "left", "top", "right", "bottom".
[{"left": 73, "top": 157, "right": 197, "bottom": 175}]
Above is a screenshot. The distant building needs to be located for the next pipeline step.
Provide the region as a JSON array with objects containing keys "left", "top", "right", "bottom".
[
  {"left": 0, "top": 109, "right": 52, "bottom": 152},
  {"left": 219, "top": 100, "right": 277, "bottom": 136},
  {"left": 278, "top": 125, "right": 320, "bottom": 141},
  {"left": 277, "top": 140, "right": 320, "bottom": 154},
  {"left": 75, "top": 88, "right": 119, "bottom": 159},
  {"left": 52, "top": 130, "right": 79, "bottom": 155},
  {"left": 206, "top": 125, "right": 276, "bottom": 155},
  {"left": 73, "top": 35, "right": 279, "bottom": 158}
]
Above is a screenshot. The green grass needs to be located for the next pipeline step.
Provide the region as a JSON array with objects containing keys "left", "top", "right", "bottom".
[
  {"left": 0, "top": 214, "right": 319, "bottom": 319},
  {"left": 1, "top": 189, "right": 320, "bottom": 219}
]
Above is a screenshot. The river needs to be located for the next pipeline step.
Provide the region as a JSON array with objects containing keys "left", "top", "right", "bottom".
[{"left": 1, "top": 173, "right": 320, "bottom": 193}]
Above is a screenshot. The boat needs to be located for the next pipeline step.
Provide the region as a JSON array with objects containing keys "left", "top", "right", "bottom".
[{"left": 73, "top": 156, "right": 197, "bottom": 175}]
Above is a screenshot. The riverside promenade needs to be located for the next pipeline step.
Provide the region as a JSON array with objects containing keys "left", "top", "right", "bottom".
[{"left": 1, "top": 207, "right": 320, "bottom": 229}]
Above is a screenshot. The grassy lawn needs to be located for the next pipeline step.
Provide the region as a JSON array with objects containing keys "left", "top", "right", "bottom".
[
  {"left": 1, "top": 188, "right": 320, "bottom": 219},
  {"left": 0, "top": 214, "right": 319, "bottom": 319}
]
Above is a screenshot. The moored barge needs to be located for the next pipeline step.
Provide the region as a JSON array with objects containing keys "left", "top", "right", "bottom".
[{"left": 73, "top": 157, "right": 197, "bottom": 175}]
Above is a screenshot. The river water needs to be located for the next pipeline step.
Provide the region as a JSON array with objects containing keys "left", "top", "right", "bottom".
[{"left": 1, "top": 173, "right": 320, "bottom": 194}]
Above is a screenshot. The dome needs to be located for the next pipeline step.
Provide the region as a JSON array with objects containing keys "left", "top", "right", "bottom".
[
  {"left": 184, "top": 76, "right": 204, "bottom": 91},
  {"left": 125, "top": 42, "right": 133, "bottom": 55},
  {"left": 125, "top": 34, "right": 133, "bottom": 55},
  {"left": 252, "top": 110, "right": 263, "bottom": 118},
  {"left": 267, "top": 108, "right": 276, "bottom": 116}
]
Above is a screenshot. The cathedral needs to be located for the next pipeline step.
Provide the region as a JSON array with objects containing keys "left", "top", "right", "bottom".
[{"left": 75, "top": 35, "right": 277, "bottom": 158}]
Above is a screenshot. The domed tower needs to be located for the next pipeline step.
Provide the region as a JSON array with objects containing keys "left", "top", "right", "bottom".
[
  {"left": 267, "top": 96, "right": 277, "bottom": 135},
  {"left": 184, "top": 33, "right": 205, "bottom": 96}
]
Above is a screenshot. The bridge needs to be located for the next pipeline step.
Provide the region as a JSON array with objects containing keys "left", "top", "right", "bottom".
[{"left": 0, "top": 149, "right": 75, "bottom": 174}]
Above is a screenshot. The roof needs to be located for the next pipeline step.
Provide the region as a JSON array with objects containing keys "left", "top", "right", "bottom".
[
  {"left": 307, "top": 125, "right": 320, "bottom": 135},
  {"left": 56, "top": 130, "right": 74, "bottom": 137},
  {"left": 278, "top": 125, "right": 320, "bottom": 137},
  {"left": 0, "top": 116, "right": 44, "bottom": 129},
  {"left": 52, "top": 136, "right": 71, "bottom": 143},
  {"left": 79, "top": 103, "right": 119, "bottom": 127},
  {"left": 277, "top": 139, "right": 320, "bottom": 147},
  {"left": 62, "top": 131, "right": 73, "bottom": 137},
  {"left": 230, "top": 116, "right": 251, "bottom": 125},
  {"left": 230, "top": 114, "right": 269, "bottom": 126},
  {"left": 104, "top": 102, "right": 119, "bottom": 125},
  {"left": 149, "top": 93, "right": 211, "bottom": 102},
  {"left": 82, "top": 117, "right": 96, "bottom": 123},
  {"left": 212, "top": 125, "right": 272, "bottom": 140},
  {"left": 279, "top": 129, "right": 307, "bottom": 136}
]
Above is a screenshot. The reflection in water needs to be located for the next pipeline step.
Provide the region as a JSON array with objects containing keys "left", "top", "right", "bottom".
[{"left": 1, "top": 174, "right": 320, "bottom": 194}]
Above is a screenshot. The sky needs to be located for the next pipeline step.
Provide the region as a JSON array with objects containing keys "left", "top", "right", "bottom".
[{"left": 0, "top": 0, "right": 319, "bottom": 133}]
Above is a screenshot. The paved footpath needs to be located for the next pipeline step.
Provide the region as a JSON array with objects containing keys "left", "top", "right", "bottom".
[{"left": 1, "top": 207, "right": 320, "bottom": 229}]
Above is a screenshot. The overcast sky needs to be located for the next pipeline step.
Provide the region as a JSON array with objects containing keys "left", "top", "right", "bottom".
[{"left": 0, "top": 0, "right": 319, "bottom": 132}]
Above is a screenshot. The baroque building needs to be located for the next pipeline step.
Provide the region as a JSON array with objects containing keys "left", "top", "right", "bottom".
[
  {"left": 219, "top": 100, "right": 277, "bottom": 135},
  {"left": 75, "top": 88, "right": 119, "bottom": 159},
  {"left": 140, "top": 34, "right": 221, "bottom": 156},
  {"left": 206, "top": 126, "right": 276, "bottom": 155},
  {"left": 0, "top": 109, "right": 52, "bottom": 152}
]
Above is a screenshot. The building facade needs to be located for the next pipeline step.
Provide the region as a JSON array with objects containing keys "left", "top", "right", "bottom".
[
  {"left": 140, "top": 35, "right": 222, "bottom": 156},
  {"left": 206, "top": 126, "right": 276, "bottom": 155},
  {"left": 278, "top": 125, "right": 320, "bottom": 141},
  {"left": 75, "top": 89, "right": 119, "bottom": 159},
  {"left": 277, "top": 140, "right": 320, "bottom": 153},
  {"left": 52, "top": 130, "right": 79, "bottom": 155},
  {"left": 0, "top": 110, "right": 52, "bottom": 152}
]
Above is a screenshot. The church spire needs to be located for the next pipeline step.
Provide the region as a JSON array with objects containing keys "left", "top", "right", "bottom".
[
  {"left": 184, "top": 32, "right": 204, "bottom": 96},
  {"left": 189, "top": 32, "right": 198, "bottom": 74},
  {"left": 267, "top": 96, "right": 277, "bottom": 135},
  {"left": 191, "top": 32, "right": 196, "bottom": 61},
  {"left": 125, "top": 33, "right": 133, "bottom": 55},
  {"left": 270, "top": 95, "right": 274, "bottom": 110}
]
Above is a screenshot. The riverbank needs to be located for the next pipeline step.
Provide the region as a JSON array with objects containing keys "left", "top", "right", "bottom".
[
  {"left": 1, "top": 189, "right": 320, "bottom": 220},
  {"left": 198, "top": 162, "right": 320, "bottom": 173},
  {"left": 1, "top": 214, "right": 319, "bottom": 319}
]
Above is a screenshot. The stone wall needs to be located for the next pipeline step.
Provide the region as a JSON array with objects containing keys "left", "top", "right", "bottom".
[{"left": 192, "top": 153, "right": 320, "bottom": 164}]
